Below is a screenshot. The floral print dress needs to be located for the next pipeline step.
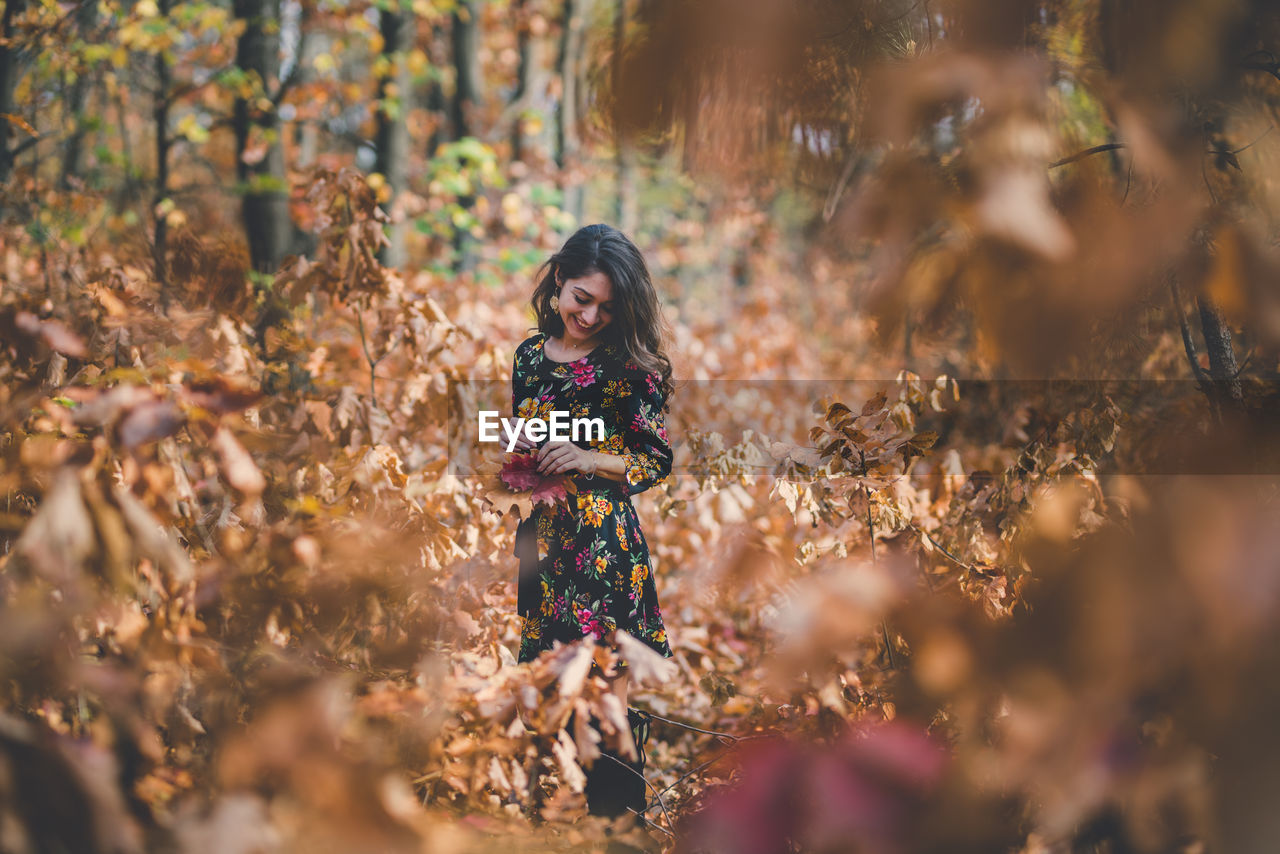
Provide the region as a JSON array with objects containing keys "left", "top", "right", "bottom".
[{"left": 511, "top": 332, "right": 673, "bottom": 663}]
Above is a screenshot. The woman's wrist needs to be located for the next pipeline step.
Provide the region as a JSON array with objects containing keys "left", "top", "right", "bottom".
[{"left": 581, "top": 449, "right": 626, "bottom": 482}]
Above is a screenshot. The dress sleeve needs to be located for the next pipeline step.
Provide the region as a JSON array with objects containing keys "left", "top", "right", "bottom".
[
  {"left": 510, "top": 340, "right": 523, "bottom": 416},
  {"left": 617, "top": 366, "right": 672, "bottom": 496},
  {"left": 511, "top": 337, "right": 536, "bottom": 418}
]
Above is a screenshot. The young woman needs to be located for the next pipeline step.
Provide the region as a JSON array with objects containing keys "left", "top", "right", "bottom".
[{"left": 508, "top": 223, "right": 674, "bottom": 818}]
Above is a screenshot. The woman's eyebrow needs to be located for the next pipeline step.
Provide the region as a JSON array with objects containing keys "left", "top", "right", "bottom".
[{"left": 573, "top": 286, "right": 613, "bottom": 307}]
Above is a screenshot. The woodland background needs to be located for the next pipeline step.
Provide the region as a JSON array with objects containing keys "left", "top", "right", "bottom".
[{"left": 4, "top": 0, "right": 1280, "bottom": 852}]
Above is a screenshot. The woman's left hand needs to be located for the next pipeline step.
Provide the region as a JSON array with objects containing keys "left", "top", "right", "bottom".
[{"left": 537, "top": 441, "right": 594, "bottom": 476}]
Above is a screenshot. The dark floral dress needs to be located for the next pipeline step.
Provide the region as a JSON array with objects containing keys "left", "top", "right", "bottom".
[{"left": 511, "top": 332, "right": 673, "bottom": 663}]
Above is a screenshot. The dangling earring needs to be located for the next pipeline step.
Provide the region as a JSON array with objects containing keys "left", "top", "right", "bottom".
[{"left": 549, "top": 293, "right": 560, "bottom": 311}]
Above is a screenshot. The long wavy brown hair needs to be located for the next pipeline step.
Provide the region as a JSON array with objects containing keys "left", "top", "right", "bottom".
[{"left": 529, "top": 224, "right": 674, "bottom": 406}]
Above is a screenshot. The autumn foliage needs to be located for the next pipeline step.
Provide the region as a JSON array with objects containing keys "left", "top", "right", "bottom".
[{"left": 4, "top": 1, "right": 1280, "bottom": 853}]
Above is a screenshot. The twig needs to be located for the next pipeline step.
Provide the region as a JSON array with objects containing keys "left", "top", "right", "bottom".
[
  {"left": 1229, "top": 125, "right": 1274, "bottom": 155},
  {"left": 1232, "top": 347, "right": 1255, "bottom": 378},
  {"left": 1201, "top": 146, "right": 1218, "bottom": 204},
  {"left": 1169, "top": 273, "right": 1213, "bottom": 393},
  {"left": 1049, "top": 142, "right": 1125, "bottom": 169},
  {"left": 911, "top": 524, "right": 976, "bottom": 573},
  {"left": 598, "top": 752, "right": 676, "bottom": 835},
  {"left": 640, "top": 709, "right": 740, "bottom": 744},
  {"left": 354, "top": 303, "right": 401, "bottom": 399},
  {"left": 1242, "top": 50, "right": 1280, "bottom": 83},
  {"left": 861, "top": 449, "right": 896, "bottom": 672},
  {"left": 822, "top": 146, "right": 862, "bottom": 223},
  {"left": 648, "top": 734, "right": 773, "bottom": 802}
]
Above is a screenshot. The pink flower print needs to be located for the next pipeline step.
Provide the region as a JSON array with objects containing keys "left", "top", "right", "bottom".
[
  {"left": 575, "top": 604, "right": 604, "bottom": 638},
  {"left": 571, "top": 362, "right": 597, "bottom": 387},
  {"left": 645, "top": 373, "right": 658, "bottom": 394},
  {"left": 586, "top": 618, "right": 605, "bottom": 638}
]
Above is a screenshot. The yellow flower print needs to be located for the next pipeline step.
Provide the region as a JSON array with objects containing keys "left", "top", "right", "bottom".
[
  {"left": 594, "top": 555, "right": 608, "bottom": 574},
  {"left": 652, "top": 628, "right": 666, "bottom": 645},
  {"left": 630, "top": 562, "right": 648, "bottom": 590},
  {"left": 523, "top": 616, "right": 542, "bottom": 640},
  {"left": 578, "top": 493, "right": 614, "bottom": 527},
  {"left": 517, "top": 397, "right": 540, "bottom": 419},
  {"left": 540, "top": 579, "right": 554, "bottom": 616},
  {"left": 616, "top": 521, "right": 628, "bottom": 550},
  {"left": 626, "top": 461, "right": 647, "bottom": 486}
]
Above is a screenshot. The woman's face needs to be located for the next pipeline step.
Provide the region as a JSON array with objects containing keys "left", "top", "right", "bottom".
[{"left": 558, "top": 270, "right": 614, "bottom": 345}]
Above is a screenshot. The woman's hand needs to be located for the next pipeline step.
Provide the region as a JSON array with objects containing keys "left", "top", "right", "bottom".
[
  {"left": 510, "top": 433, "right": 539, "bottom": 453},
  {"left": 536, "top": 441, "right": 595, "bottom": 476}
]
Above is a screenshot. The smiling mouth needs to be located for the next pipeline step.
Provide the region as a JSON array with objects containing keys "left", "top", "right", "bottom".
[{"left": 573, "top": 317, "right": 593, "bottom": 332}]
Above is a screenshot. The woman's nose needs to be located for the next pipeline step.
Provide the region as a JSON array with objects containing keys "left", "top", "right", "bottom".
[{"left": 581, "top": 307, "right": 596, "bottom": 325}]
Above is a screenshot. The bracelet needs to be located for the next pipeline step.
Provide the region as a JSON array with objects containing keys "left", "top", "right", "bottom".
[{"left": 584, "top": 454, "right": 598, "bottom": 479}]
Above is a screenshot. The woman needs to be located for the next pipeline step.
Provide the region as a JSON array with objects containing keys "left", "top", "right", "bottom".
[{"left": 509, "top": 223, "right": 674, "bottom": 818}]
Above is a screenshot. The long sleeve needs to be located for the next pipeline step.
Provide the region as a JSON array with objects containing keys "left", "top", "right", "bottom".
[
  {"left": 510, "top": 341, "right": 522, "bottom": 417},
  {"left": 617, "top": 366, "right": 672, "bottom": 496}
]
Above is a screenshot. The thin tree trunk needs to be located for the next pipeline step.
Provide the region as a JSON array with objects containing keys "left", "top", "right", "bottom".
[
  {"left": 426, "top": 24, "right": 446, "bottom": 151},
  {"left": 234, "top": 0, "right": 290, "bottom": 275},
  {"left": 1196, "top": 295, "right": 1244, "bottom": 411},
  {"left": 612, "top": 0, "right": 634, "bottom": 234},
  {"left": 375, "top": 4, "right": 412, "bottom": 269},
  {"left": 555, "top": 0, "right": 576, "bottom": 170},
  {"left": 510, "top": 0, "right": 533, "bottom": 162},
  {"left": 681, "top": 71, "right": 698, "bottom": 173},
  {"left": 60, "top": 0, "right": 100, "bottom": 191},
  {"left": 556, "top": 0, "right": 588, "bottom": 226},
  {"left": 153, "top": 0, "right": 174, "bottom": 305},
  {"left": 0, "top": 0, "right": 26, "bottom": 188},
  {"left": 450, "top": 0, "right": 481, "bottom": 139},
  {"left": 450, "top": 1, "right": 482, "bottom": 271}
]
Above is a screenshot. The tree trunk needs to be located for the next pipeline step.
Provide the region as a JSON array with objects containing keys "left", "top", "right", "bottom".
[
  {"left": 1196, "top": 296, "right": 1244, "bottom": 411},
  {"left": 60, "top": 0, "right": 100, "bottom": 191},
  {"left": 681, "top": 69, "right": 698, "bottom": 174},
  {"left": 375, "top": 5, "right": 412, "bottom": 269},
  {"left": 153, "top": 0, "right": 174, "bottom": 305},
  {"left": 234, "top": 0, "right": 291, "bottom": 275},
  {"left": 510, "top": 0, "right": 535, "bottom": 162},
  {"left": 426, "top": 24, "right": 447, "bottom": 151},
  {"left": 0, "top": 0, "right": 26, "bottom": 188},
  {"left": 556, "top": 0, "right": 588, "bottom": 226},
  {"left": 450, "top": 2, "right": 483, "bottom": 271},
  {"left": 612, "top": 0, "right": 635, "bottom": 234},
  {"left": 450, "top": 1, "right": 482, "bottom": 139}
]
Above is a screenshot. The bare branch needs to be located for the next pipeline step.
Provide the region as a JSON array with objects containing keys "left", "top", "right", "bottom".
[
  {"left": 1243, "top": 50, "right": 1280, "bottom": 83},
  {"left": 1169, "top": 273, "right": 1212, "bottom": 393},
  {"left": 1049, "top": 142, "right": 1125, "bottom": 170}
]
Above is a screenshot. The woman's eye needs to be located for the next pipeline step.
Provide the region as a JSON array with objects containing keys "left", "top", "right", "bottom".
[{"left": 575, "top": 295, "right": 589, "bottom": 305}]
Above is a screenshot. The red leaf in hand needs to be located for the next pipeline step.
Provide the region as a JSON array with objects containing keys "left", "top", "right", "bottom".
[
  {"left": 530, "top": 476, "right": 570, "bottom": 507},
  {"left": 500, "top": 451, "right": 542, "bottom": 492},
  {"left": 500, "top": 451, "right": 571, "bottom": 508}
]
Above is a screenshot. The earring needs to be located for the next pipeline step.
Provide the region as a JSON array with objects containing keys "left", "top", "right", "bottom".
[{"left": 549, "top": 293, "right": 560, "bottom": 311}]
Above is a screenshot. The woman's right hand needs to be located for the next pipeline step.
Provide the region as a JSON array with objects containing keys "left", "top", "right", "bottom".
[{"left": 510, "top": 433, "right": 539, "bottom": 453}]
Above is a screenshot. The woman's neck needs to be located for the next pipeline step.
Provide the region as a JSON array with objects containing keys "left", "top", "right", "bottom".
[{"left": 549, "top": 331, "right": 601, "bottom": 358}]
